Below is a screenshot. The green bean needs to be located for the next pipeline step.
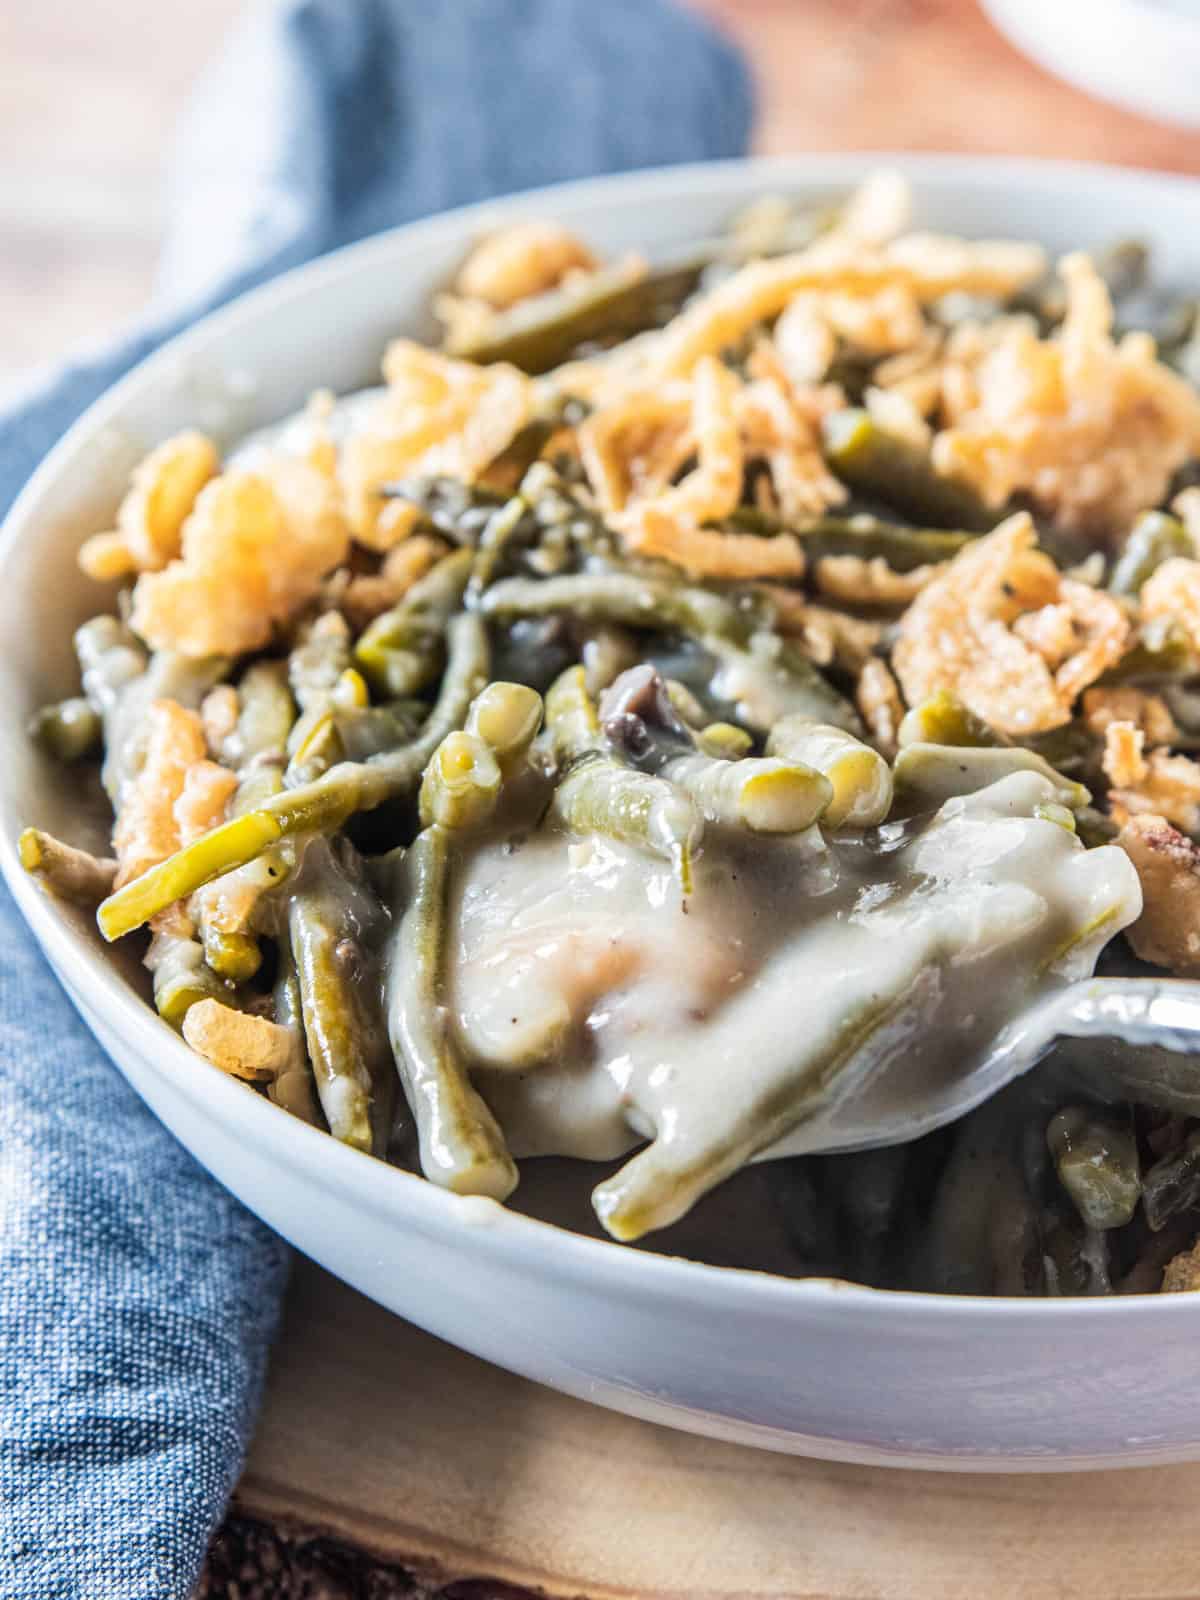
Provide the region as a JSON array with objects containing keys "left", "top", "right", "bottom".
[
  {"left": 289, "top": 612, "right": 352, "bottom": 713},
  {"left": 1046, "top": 1107, "right": 1141, "bottom": 1230},
  {"left": 230, "top": 662, "right": 295, "bottom": 809},
  {"left": 419, "top": 731, "right": 502, "bottom": 830},
  {"left": 195, "top": 661, "right": 297, "bottom": 978},
  {"left": 464, "top": 681, "right": 543, "bottom": 771},
  {"left": 547, "top": 667, "right": 701, "bottom": 891},
  {"left": 1026, "top": 723, "right": 1103, "bottom": 778},
  {"left": 483, "top": 572, "right": 860, "bottom": 732},
  {"left": 545, "top": 662, "right": 602, "bottom": 761},
  {"left": 1041, "top": 1204, "right": 1112, "bottom": 1296},
  {"left": 145, "top": 932, "right": 234, "bottom": 1029},
  {"left": 18, "top": 827, "right": 116, "bottom": 906},
  {"left": 266, "top": 936, "right": 323, "bottom": 1127},
  {"left": 580, "top": 624, "right": 640, "bottom": 697},
  {"left": 334, "top": 699, "right": 427, "bottom": 762},
  {"left": 821, "top": 409, "right": 994, "bottom": 531},
  {"left": 1109, "top": 511, "right": 1192, "bottom": 598},
  {"left": 354, "top": 547, "right": 472, "bottom": 698},
  {"left": 728, "top": 507, "right": 973, "bottom": 572},
  {"left": 896, "top": 690, "right": 1003, "bottom": 750},
  {"left": 892, "top": 743, "right": 1089, "bottom": 810},
  {"left": 1075, "top": 806, "right": 1120, "bottom": 849},
  {"left": 1143, "top": 1129, "right": 1200, "bottom": 1231},
  {"left": 444, "top": 257, "right": 705, "bottom": 373},
  {"left": 696, "top": 721, "right": 753, "bottom": 760},
  {"left": 481, "top": 569, "right": 759, "bottom": 644},
  {"left": 1102, "top": 622, "right": 1196, "bottom": 684},
  {"left": 289, "top": 836, "right": 394, "bottom": 1156},
  {"left": 201, "top": 929, "right": 263, "bottom": 984},
  {"left": 75, "top": 617, "right": 226, "bottom": 802},
  {"left": 385, "top": 823, "right": 518, "bottom": 1197},
  {"left": 98, "top": 614, "right": 489, "bottom": 941},
  {"left": 767, "top": 717, "right": 892, "bottom": 827},
  {"left": 660, "top": 751, "right": 832, "bottom": 834},
  {"left": 466, "top": 493, "right": 531, "bottom": 602},
  {"left": 663, "top": 679, "right": 708, "bottom": 730},
  {"left": 28, "top": 697, "right": 102, "bottom": 764},
  {"left": 381, "top": 474, "right": 504, "bottom": 544}
]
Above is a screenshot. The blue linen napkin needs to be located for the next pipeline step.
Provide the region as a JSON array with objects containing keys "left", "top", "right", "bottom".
[{"left": 0, "top": 4, "right": 752, "bottom": 1595}]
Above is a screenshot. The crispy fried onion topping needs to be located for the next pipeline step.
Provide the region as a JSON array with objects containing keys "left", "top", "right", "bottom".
[
  {"left": 1117, "top": 814, "right": 1200, "bottom": 975},
  {"left": 892, "top": 512, "right": 1129, "bottom": 734},
  {"left": 131, "top": 456, "right": 349, "bottom": 657}
]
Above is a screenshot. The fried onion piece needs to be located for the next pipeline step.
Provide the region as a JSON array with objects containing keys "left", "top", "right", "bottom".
[
  {"left": 648, "top": 232, "right": 1042, "bottom": 382},
  {"left": 131, "top": 457, "right": 349, "bottom": 657},
  {"left": 1082, "top": 685, "right": 1178, "bottom": 746},
  {"left": 1142, "top": 557, "right": 1200, "bottom": 655},
  {"left": 340, "top": 343, "right": 533, "bottom": 546},
  {"left": 111, "top": 698, "right": 236, "bottom": 937},
  {"left": 857, "top": 657, "right": 905, "bottom": 758},
  {"left": 333, "top": 534, "right": 451, "bottom": 629},
  {"left": 455, "top": 221, "right": 600, "bottom": 309},
  {"left": 932, "top": 254, "right": 1200, "bottom": 538},
  {"left": 814, "top": 555, "right": 943, "bottom": 607},
  {"left": 760, "top": 586, "right": 883, "bottom": 673},
  {"left": 892, "top": 513, "right": 1072, "bottom": 734},
  {"left": 1162, "top": 1239, "right": 1200, "bottom": 1293},
  {"left": 606, "top": 358, "right": 805, "bottom": 581},
  {"left": 1107, "top": 735, "right": 1200, "bottom": 835},
  {"left": 79, "top": 430, "right": 220, "bottom": 580},
  {"left": 1117, "top": 814, "right": 1200, "bottom": 974},
  {"left": 182, "top": 998, "right": 294, "bottom": 1082}
]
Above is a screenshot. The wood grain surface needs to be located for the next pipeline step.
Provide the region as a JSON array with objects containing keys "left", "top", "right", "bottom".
[{"left": 233, "top": 1258, "right": 1200, "bottom": 1600}]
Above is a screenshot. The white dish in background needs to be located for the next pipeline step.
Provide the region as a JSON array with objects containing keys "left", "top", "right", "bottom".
[
  {"left": 5, "top": 155, "right": 1200, "bottom": 1471},
  {"left": 983, "top": 0, "right": 1200, "bottom": 129}
]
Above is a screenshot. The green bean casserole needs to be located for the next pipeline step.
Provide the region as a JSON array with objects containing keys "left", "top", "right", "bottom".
[{"left": 25, "top": 172, "right": 1200, "bottom": 1294}]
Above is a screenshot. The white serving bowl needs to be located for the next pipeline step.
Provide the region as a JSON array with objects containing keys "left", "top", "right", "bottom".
[
  {"left": 5, "top": 155, "right": 1200, "bottom": 1471},
  {"left": 983, "top": 0, "right": 1200, "bottom": 130}
]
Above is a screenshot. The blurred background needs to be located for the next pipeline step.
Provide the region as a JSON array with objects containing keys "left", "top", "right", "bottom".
[{"left": 6, "top": 0, "right": 1200, "bottom": 380}]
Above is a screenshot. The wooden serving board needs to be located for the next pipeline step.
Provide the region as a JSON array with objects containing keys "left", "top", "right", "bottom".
[{"left": 227, "top": 1258, "right": 1200, "bottom": 1599}]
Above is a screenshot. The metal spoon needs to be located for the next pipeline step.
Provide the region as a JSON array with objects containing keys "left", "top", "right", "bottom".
[{"left": 773, "top": 977, "right": 1200, "bottom": 1159}]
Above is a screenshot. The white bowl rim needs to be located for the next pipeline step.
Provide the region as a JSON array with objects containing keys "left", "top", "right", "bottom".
[{"left": 5, "top": 148, "right": 1200, "bottom": 1329}]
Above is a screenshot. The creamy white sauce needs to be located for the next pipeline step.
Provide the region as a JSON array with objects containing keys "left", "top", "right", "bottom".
[{"left": 448, "top": 773, "right": 1140, "bottom": 1232}]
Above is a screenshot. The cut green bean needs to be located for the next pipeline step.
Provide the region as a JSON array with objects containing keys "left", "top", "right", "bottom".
[
  {"left": 28, "top": 697, "right": 102, "bottom": 764},
  {"left": 289, "top": 836, "right": 394, "bottom": 1156},
  {"left": 660, "top": 751, "right": 832, "bottom": 834},
  {"left": 419, "top": 731, "right": 502, "bottom": 830},
  {"left": 822, "top": 409, "right": 994, "bottom": 531},
  {"left": 1109, "top": 511, "right": 1192, "bottom": 598},
  {"left": 892, "top": 743, "right": 1089, "bottom": 810},
  {"left": 444, "top": 257, "right": 705, "bottom": 373},
  {"left": 385, "top": 823, "right": 518, "bottom": 1198},
  {"left": 1047, "top": 1107, "right": 1141, "bottom": 1230},
  {"left": 896, "top": 690, "right": 1004, "bottom": 750},
  {"left": 267, "top": 936, "right": 323, "bottom": 1127},
  {"left": 484, "top": 572, "right": 860, "bottom": 732},
  {"left": 145, "top": 931, "right": 233, "bottom": 1029},
  {"left": 464, "top": 681, "right": 543, "bottom": 770},
  {"left": 696, "top": 721, "right": 753, "bottom": 760},
  {"left": 546, "top": 666, "right": 701, "bottom": 891},
  {"left": 18, "top": 826, "right": 116, "bottom": 906},
  {"left": 767, "top": 717, "right": 893, "bottom": 827},
  {"left": 467, "top": 492, "right": 531, "bottom": 602},
  {"left": 729, "top": 507, "right": 973, "bottom": 572},
  {"left": 98, "top": 614, "right": 489, "bottom": 941},
  {"left": 354, "top": 547, "right": 472, "bottom": 698}
]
